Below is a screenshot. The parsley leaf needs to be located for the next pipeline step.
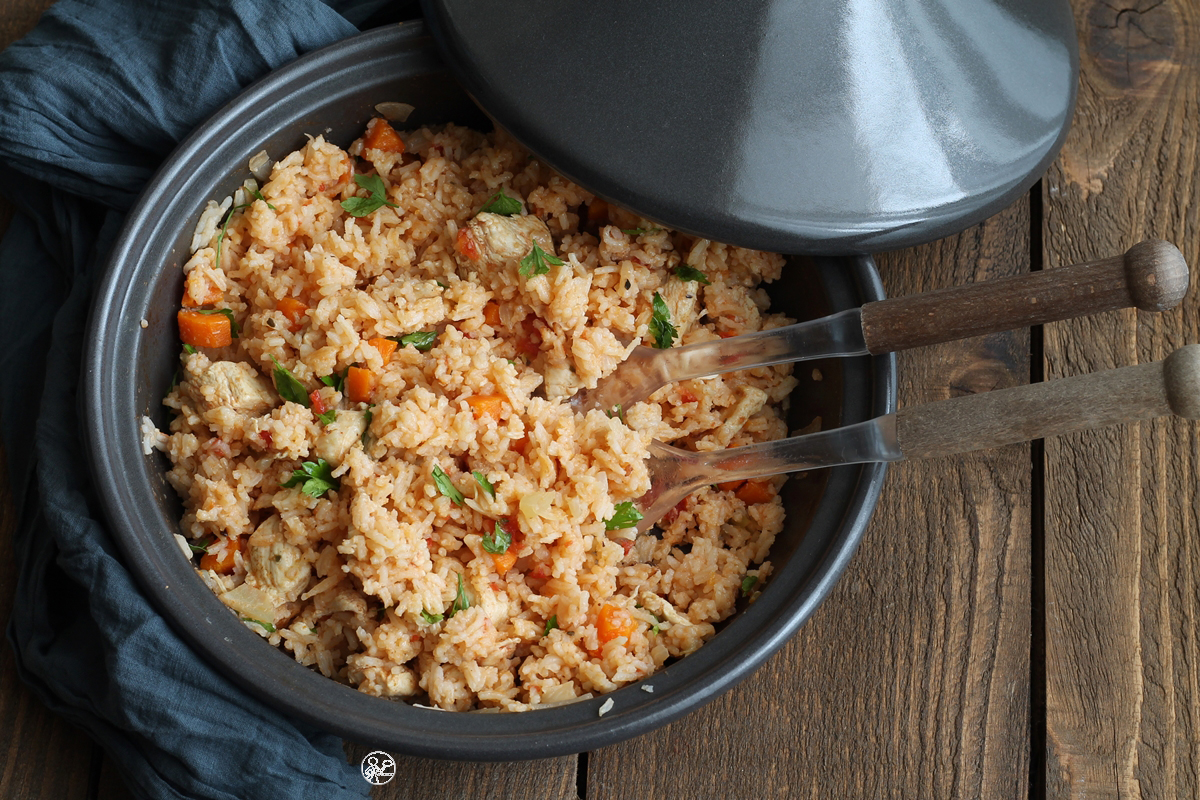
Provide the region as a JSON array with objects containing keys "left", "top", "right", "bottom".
[
  {"left": 183, "top": 344, "right": 197, "bottom": 355},
  {"left": 543, "top": 615, "right": 558, "bottom": 636},
  {"left": 319, "top": 370, "right": 346, "bottom": 393},
  {"left": 518, "top": 241, "right": 563, "bottom": 278},
  {"left": 340, "top": 173, "right": 399, "bottom": 217},
  {"left": 649, "top": 292, "right": 677, "bottom": 349},
  {"left": 479, "top": 190, "right": 522, "bottom": 216},
  {"left": 740, "top": 574, "right": 759, "bottom": 596},
  {"left": 282, "top": 458, "right": 339, "bottom": 498},
  {"left": 391, "top": 331, "right": 438, "bottom": 352},
  {"left": 482, "top": 520, "right": 511, "bottom": 554},
  {"left": 472, "top": 470, "right": 495, "bottom": 499},
  {"left": 271, "top": 356, "right": 310, "bottom": 406},
  {"left": 432, "top": 465, "right": 464, "bottom": 505},
  {"left": 188, "top": 537, "right": 213, "bottom": 554},
  {"left": 196, "top": 308, "right": 240, "bottom": 338},
  {"left": 621, "top": 227, "right": 662, "bottom": 235},
  {"left": 250, "top": 188, "right": 277, "bottom": 211},
  {"left": 673, "top": 263, "right": 711, "bottom": 285},
  {"left": 447, "top": 573, "right": 470, "bottom": 619},
  {"left": 420, "top": 609, "right": 443, "bottom": 625},
  {"left": 243, "top": 617, "right": 276, "bottom": 634},
  {"left": 604, "top": 501, "right": 644, "bottom": 531},
  {"left": 317, "top": 409, "right": 337, "bottom": 425}
]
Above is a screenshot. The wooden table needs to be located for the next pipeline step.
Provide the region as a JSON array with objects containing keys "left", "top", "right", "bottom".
[{"left": 2, "top": 1, "right": 1198, "bottom": 797}]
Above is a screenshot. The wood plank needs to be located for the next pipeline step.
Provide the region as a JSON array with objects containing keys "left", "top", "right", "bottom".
[
  {"left": 344, "top": 742, "right": 578, "bottom": 800},
  {"left": 587, "top": 203, "right": 1032, "bottom": 798},
  {"left": 1042, "top": 0, "right": 1200, "bottom": 797}
]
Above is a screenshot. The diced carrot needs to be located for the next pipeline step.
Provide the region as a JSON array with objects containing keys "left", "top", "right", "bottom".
[
  {"left": 735, "top": 480, "right": 774, "bottom": 505},
  {"left": 587, "top": 198, "right": 609, "bottom": 227},
  {"left": 308, "top": 390, "right": 327, "bottom": 415},
  {"left": 716, "top": 480, "right": 746, "bottom": 492},
  {"left": 363, "top": 117, "right": 406, "bottom": 153},
  {"left": 456, "top": 227, "right": 481, "bottom": 262},
  {"left": 482, "top": 301, "right": 502, "bottom": 327},
  {"left": 346, "top": 365, "right": 375, "bottom": 403},
  {"left": 617, "top": 538, "right": 635, "bottom": 556},
  {"left": 367, "top": 336, "right": 398, "bottom": 365},
  {"left": 678, "top": 388, "right": 699, "bottom": 404},
  {"left": 277, "top": 296, "right": 308, "bottom": 332},
  {"left": 182, "top": 273, "right": 222, "bottom": 308},
  {"left": 596, "top": 603, "right": 637, "bottom": 644},
  {"left": 177, "top": 309, "right": 232, "bottom": 348},
  {"left": 465, "top": 394, "right": 506, "bottom": 419},
  {"left": 718, "top": 330, "right": 737, "bottom": 339},
  {"left": 199, "top": 535, "right": 241, "bottom": 573},
  {"left": 491, "top": 550, "right": 518, "bottom": 574},
  {"left": 510, "top": 434, "right": 529, "bottom": 455},
  {"left": 661, "top": 497, "right": 689, "bottom": 526}
]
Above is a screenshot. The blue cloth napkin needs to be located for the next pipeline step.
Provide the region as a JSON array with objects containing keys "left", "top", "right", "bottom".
[{"left": 0, "top": 1, "right": 400, "bottom": 797}]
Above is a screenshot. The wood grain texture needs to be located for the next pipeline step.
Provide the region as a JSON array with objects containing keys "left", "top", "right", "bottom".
[
  {"left": 860, "top": 240, "right": 1187, "bottom": 355},
  {"left": 586, "top": 203, "right": 1032, "bottom": 800},
  {"left": 343, "top": 742, "right": 578, "bottom": 800},
  {"left": 1042, "top": 0, "right": 1200, "bottom": 798}
]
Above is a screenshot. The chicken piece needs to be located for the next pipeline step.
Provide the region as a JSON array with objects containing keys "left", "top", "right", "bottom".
[
  {"left": 658, "top": 277, "right": 702, "bottom": 341},
  {"left": 456, "top": 212, "right": 556, "bottom": 271},
  {"left": 186, "top": 359, "right": 275, "bottom": 414},
  {"left": 313, "top": 410, "right": 369, "bottom": 466},
  {"left": 246, "top": 517, "right": 311, "bottom": 603}
]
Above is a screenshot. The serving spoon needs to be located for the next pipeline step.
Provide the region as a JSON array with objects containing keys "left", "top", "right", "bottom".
[
  {"left": 630, "top": 344, "right": 1200, "bottom": 534},
  {"left": 574, "top": 240, "right": 1188, "bottom": 413}
]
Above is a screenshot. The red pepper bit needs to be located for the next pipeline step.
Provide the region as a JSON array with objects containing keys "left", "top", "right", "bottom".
[
  {"left": 258, "top": 430, "right": 273, "bottom": 448},
  {"left": 456, "top": 228, "right": 481, "bottom": 262},
  {"left": 618, "top": 538, "right": 635, "bottom": 556},
  {"left": 308, "top": 389, "right": 327, "bottom": 415}
]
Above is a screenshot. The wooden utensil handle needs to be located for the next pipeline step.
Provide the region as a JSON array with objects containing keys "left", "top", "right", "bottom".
[
  {"left": 860, "top": 240, "right": 1189, "bottom": 354},
  {"left": 896, "top": 345, "right": 1200, "bottom": 459}
]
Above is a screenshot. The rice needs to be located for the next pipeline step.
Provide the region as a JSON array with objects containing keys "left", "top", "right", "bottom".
[{"left": 152, "top": 118, "right": 798, "bottom": 711}]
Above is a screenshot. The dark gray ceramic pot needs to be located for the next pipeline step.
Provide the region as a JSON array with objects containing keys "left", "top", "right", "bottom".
[{"left": 83, "top": 22, "right": 895, "bottom": 760}]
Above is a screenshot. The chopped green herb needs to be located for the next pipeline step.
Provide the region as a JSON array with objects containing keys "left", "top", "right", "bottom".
[
  {"left": 473, "top": 470, "right": 495, "bottom": 498},
  {"left": 316, "top": 409, "right": 338, "bottom": 425},
  {"left": 673, "top": 263, "right": 711, "bottom": 285},
  {"left": 420, "top": 609, "right": 444, "bottom": 625},
  {"left": 604, "top": 501, "right": 644, "bottom": 531},
  {"left": 361, "top": 406, "right": 374, "bottom": 447},
  {"left": 447, "top": 573, "right": 470, "bottom": 619},
  {"left": 390, "top": 331, "right": 438, "bottom": 352},
  {"left": 649, "top": 292, "right": 677, "bottom": 349},
  {"left": 319, "top": 369, "right": 346, "bottom": 394},
  {"left": 621, "top": 227, "right": 662, "bottom": 235},
  {"left": 519, "top": 240, "right": 563, "bottom": 278},
  {"left": 436, "top": 281, "right": 448, "bottom": 289},
  {"left": 479, "top": 189, "right": 522, "bottom": 216},
  {"left": 740, "top": 574, "right": 759, "bottom": 596},
  {"left": 188, "top": 537, "right": 213, "bottom": 554},
  {"left": 482, "top": 520, "right": 511, "bottom": 555},
  {"left": 249, "top": 188, "right": 277, "bottom": 211},
  {"left": 168, "top": 368, "right": 181, "bottom": 395},
  {"left": 282, "top": 458, "right": 339, "bottom": 498},
  {"left": 243, "top": 617, "right": 276, "bottom": 634},
  {"left": 215, "top": 200, "right": 250, "bottom": 272},
  {"left": 196, "top": 308, "right": 240, "bottom": 338},
  {"left": 182, "top": 343, "right": 197, "bottom": 355},
  {"left": 271, "top": 356, "right": 310, "bottom": 406},
  {"left": 340, "top": 173, "right": 399, "bottom": 217},
  {"left": 605, "top": 404, "right": 626, "bottom": 423},
  {"left": 651, "top": 622, "right": 662, "bottom": 635},
  {"left": 432, "top": 465, "right": 464, "bottom": 505},
  {"left": 543, "top": 615, "right": 558, "bottom": 636}
]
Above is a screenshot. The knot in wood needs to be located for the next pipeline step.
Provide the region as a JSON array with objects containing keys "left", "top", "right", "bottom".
[{"left": 1086, "top": 1, "right": 1177, "bottom": 92}]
